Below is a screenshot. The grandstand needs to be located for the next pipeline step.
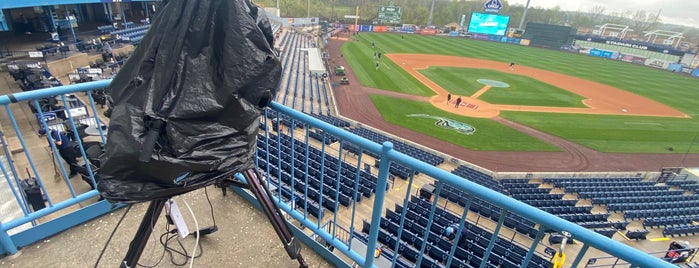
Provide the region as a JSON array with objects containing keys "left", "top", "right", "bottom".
[{"left": 1, "top": 3, "right": 698, "bottom": 268}]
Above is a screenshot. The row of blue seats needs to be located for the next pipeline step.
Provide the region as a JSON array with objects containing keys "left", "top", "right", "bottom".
[
  {"left": 264, "top": 139, "right": 378, "bottom": 186},
  {"left": 626, "top": 229, "right": 650, "bottom": 240},
  {"left": 262, "top": 156, "right": 371, "bottom": 204},
  {"left": 594, "top": 228, "right": 617, "bottom": 238},
  {"left": 261, "top": 160, "right": 345, "bottom": 213},
  {"left": 120, "top": 29, "right": 148, "bottom": 39},
  {"left": 544, "top": 177, "right": 643, "bottom": 183},
  {"left": 97, "top": 24, "right": 115, "bottom": 33},
  {"left": 502, "top": 182, "right": 540, "bottom": 189},
  {"left": 271, "top": 180, "right": 325, "bottom": 218},
  {"left": 257, "top": 150, "right": 376, "bottom": 197},
  {"left": 678, "top": 184, "right": 699, "bottom": 191},
  {"left": 667, "top": 180, "right": 697, "bottom": 186},
  {"left": 278, "top": 33, "right": 306, "bottom": 108},
  {"left": 626, "top": 207, "right": 699, "bottom": 220},
  {"left": 507, "top": 188, "right": 551, "bottom": 194},
  {"left": 664, "top": 224, "right": 699, "bottom": 237},
  {"left": 577, "top": 190, "right": 684, "bottom": 199},
  {"left": 578, "top": 221, "right": 617, "bottom": 229},
  {"left": 608, "top": 200, "right": 699, "bottom": 212},
  {"left": 412, "top": 195, "right": 534, "bottom": 230},
  {"left": 385, "top": 200, "right": 551, "bottom": 267},
  {"left": 110, "top": 24, "right": 150, "bottom": 36},
  {"left": 408, "top": 195, "right": 535, "bottom": 240},
  {"left": 348, "top": 127, "right": 444, "bottom": 166},
  {"left": 511, "top": 193, "right": 565, "bottom": 200},
  {"left": 272, "top": 135, "right": 377, "bottom": 184},
  {"left": 308, "top": 129, "right": 338, "bottom": 144},
  {"left": 556, "top": 213, "right": 609, "bottom": 223},
  {"left": 592, "top": 194, "right": 699, "bottom": 205},
  {"left": 451, "top": 166, "right": 505, "bottom": 193},
  {"left": 523, "top": 199, "right": 577, "bottom": 207},
  {"left": 643, "top": 215, "right": 699, "bottom": 228},
  {"left": 429, "top": 189, "right": 539, "bottom": 238},
  {"left": 257, "top": 134, "right": 378, "bottom": 190},
  {"left": 539, "top": 206, "right": 593, "bottom": 214},
  {"left": 375, "top": 221, "right": 543, "bottom": 268},
  {"left": 551, "top": 180, "right": 655, "bottom": 188},
  {"left": 563, "top": 185, "right": 668, "bottom": 193}
]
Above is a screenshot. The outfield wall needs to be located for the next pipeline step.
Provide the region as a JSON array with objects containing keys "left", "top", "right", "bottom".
[{"left": 574, "top": 40, "right": 680, "bottom": 62}]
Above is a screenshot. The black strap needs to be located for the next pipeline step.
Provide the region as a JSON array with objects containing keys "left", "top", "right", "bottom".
[
  {"left": 138, "top": 119, "right": 165, "bottom": 163},
  {"left": 8, "top": 94, "right": 18, "bottom": 103}
]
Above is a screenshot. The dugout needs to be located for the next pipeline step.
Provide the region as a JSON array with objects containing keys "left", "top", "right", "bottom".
[{"left": 522, "top": 22, "right": 577, "bottom": 49}]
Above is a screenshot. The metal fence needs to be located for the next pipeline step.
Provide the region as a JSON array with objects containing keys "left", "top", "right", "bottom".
[{"left": 0, "top": 80, "right": 675, "bottom": 268}]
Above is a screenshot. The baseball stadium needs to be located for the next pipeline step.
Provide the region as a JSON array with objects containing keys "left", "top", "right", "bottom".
[{"left": 2, "top": 0, "right": 699, "bottom": 268}]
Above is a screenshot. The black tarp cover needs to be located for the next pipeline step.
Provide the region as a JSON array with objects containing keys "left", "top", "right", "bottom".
[{"left": 97, "top": 0, "right": 281, "bottom": 203}]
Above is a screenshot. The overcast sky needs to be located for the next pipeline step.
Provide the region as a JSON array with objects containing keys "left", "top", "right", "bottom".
[{"left": 507, "top": 0, "right": 699, "bottom": 28}]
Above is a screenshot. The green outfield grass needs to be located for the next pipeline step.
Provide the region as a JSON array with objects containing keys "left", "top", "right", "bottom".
[
  {"left": 501, "top": 111, "right": 699, "bottom": 153},
  {"left": 418, "top": 67, "right": 586, "bottom": 107},
  {"left": 369, "top": 95, "right": 560, "bottom": 151},
  {"left": 340, "top": 33, "right": 699, "bottom": 153},
  {"left": 340, "top": 41, "right": 433, "bottom": 96}
]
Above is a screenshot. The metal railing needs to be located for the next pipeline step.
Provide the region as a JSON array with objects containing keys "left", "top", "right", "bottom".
[{"left": 0, "top": 80, "right": 675, "bottom": 268}]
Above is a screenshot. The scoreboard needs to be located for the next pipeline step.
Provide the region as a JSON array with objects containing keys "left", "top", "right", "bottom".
[{"left": 377, "top": 6, "right": 401, "bottom": 25}]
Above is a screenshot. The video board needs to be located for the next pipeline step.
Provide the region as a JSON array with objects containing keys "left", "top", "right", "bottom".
[{"left": 467, "top": 12, "right": 510, "bottom": 36}]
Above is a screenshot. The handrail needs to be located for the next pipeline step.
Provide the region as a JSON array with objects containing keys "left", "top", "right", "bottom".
[
  {"left": 270, "top": 101, "right": 674, "bottom": 268},
  {"left": 0, "top": 80, "right": 675, "bottom": 268}
]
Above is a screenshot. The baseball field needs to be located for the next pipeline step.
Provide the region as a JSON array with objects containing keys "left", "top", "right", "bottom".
[{"left": 338, "top": 33, "right": 699, "bottom": 154}]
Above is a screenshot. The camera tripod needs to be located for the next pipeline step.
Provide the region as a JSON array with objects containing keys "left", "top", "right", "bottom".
[{"left": 120, "top": 168, "right": 308, "bottom": 268}]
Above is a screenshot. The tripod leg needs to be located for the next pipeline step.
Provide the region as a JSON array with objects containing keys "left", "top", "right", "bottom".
[
  {"left": 243, "top": 169, "right": 308, "bottom": 268},
  {"left": 121, "top": 199, "right": 167, "bottom": 268}
]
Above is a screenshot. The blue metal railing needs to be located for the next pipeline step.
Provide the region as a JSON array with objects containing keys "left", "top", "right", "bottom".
[{"left": 0, "top": 80, "right": 676, "bottom": 268}]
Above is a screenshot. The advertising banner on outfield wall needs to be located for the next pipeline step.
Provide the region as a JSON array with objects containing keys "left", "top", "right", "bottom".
[
  {"left": 472, "top": 34, "right": 489, "bottom": 40},
  {"left": 645, "top": 58, "right": 671, "bottom": 69},
  {"left": 373, "top": 26, "right": 387, "bottom": 32},
  {"left": 400, "top": 25, "right": 416, "bottom": 33},
  {"left": 667, "top": 63, "right": 683, "bottom": 73},
  {"left": 589, "top": 49, "right": 618, "bottom": 59},
  {"left": 418, "top": 28, "right": 439, "bottom": 35},
  {"left": 619, "top": 54, "right": 648, "bottom": 65},
  {"left": 359, "top": 25, "right": 373, "bottom": 32},
  {"left": 692, "top": 69, "right": 699, "bottom": 78}
]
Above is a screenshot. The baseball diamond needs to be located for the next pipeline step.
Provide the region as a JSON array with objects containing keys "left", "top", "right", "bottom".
[{"left": 328, "top": 32, "right": 699, "bottom": 172}]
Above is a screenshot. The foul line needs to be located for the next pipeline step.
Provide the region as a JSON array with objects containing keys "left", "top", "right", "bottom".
[{"left": 470, "top": 86, "right": 492, "bottom": 99}]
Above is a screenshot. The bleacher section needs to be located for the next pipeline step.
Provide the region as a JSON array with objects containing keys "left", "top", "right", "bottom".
[
  {"left": 275, "top": 31, "right": 333, "bottom": 116},
  {"left": 110, "top": 24, "right": 151, "bottom": 45},
  {"left": 442, "top": 169, "right": 539, "bottom": 238},
  {"left": 345, "top": 127, "right": 444, "bottom": 179},
  {"left": 362, "top": 195, "right": 553, "bottom": 268},
  {"left": 546, "top": 176, "right": 699, "bottom": 237},
  {"left": 255, "top": 132, "right": 379, "bottom": 218}
]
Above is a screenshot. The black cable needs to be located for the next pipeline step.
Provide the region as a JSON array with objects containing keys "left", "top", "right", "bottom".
[
  {"left": 94, "top": 204, "right": 132, "bottom": 268},
  {"left": 137, "top": 203, "right": 169, "bottom": 268},
  {"left": 158, "top": 230, "right": 204, "bottom": 266},
  {"left": 204, "top": 187, "right": 216, "bottom": 227}
]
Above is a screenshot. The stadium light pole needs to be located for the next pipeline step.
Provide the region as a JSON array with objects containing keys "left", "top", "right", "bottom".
[
  {"left": 427, "top": 0, "right": 436, "bottom": 26},
  {"left": 517, "top": 0, "right": 531, "bottom": 30}
]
